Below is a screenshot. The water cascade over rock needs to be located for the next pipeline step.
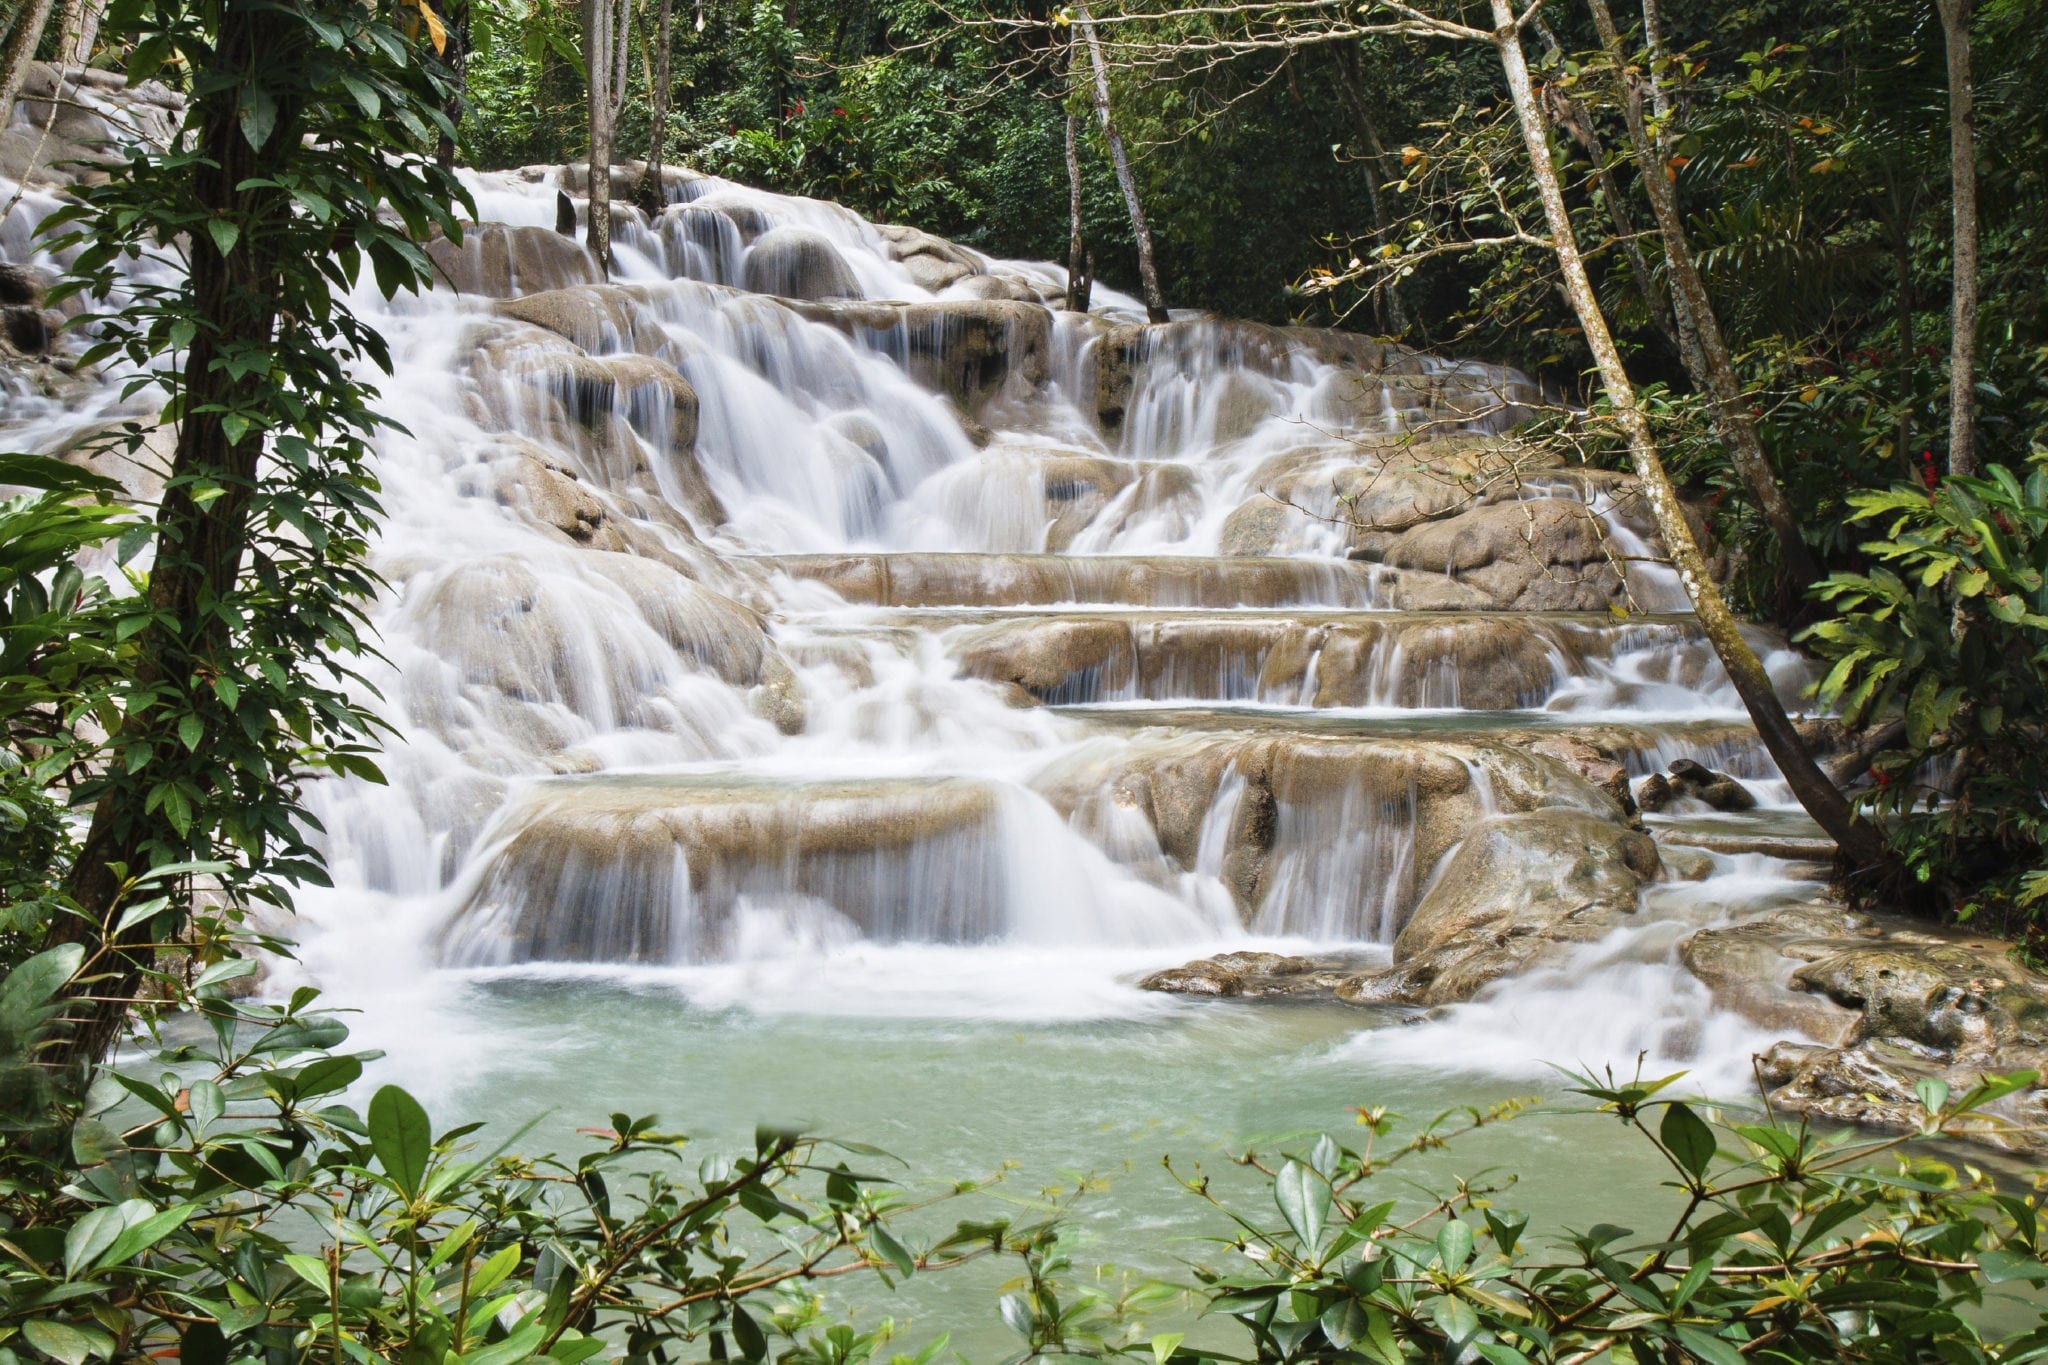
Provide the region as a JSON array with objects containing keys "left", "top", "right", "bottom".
[{"left": 15, "top": 77, "right": 2021, "bottom": 1136}]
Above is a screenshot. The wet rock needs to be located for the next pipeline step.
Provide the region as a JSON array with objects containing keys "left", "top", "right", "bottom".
[
  {"left": 742, "top": 226, "right": 864, "bottom": 301},
  {"left": 1681, "top": 904, "right": 2048, "bottom": 1152},
  {"left": 494, "top": 284, "right": 672, "bottom": 354},
  {"left": 790, "top": 298, "right": 1050, "bottom": 413},
  {"left": 1139, "top": 950, "right": 1374, "bottom": 999},
  {"left": 688, "top": 190, "right": 778, "bottom": 243},
  {"left": 0, "top": 263, "right": 43, "bottom": 307},
  {"left": 425, "top": 223, "right": 600, "bottom": 298},
  {"left": 444, "top": 775, "right": 1007, "bottom": 963},
  {"left": 1668, "top": 757, "right": 1757, "bottom": 811},
  {"left": 1341, "top": 808, "right": 1660, "bottom": 1007},
  {"left": 1351, "top": 498, "right": 1624, "bottom": 613},
  {"left": 1505, "top": 733, "right": 1638, "bottom": 824},
  {"left": 1634, "top": 772, "right": 1673, "bottom": 813},
  {"left": 874, "top": 222, "right": 983, "bottom": 292},
  {"left": 767, "top": 552, "right": 1389, "bottom": 609}
]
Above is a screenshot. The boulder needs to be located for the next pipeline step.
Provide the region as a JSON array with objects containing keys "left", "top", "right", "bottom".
[
  {"left": 425, "top": 223, "right": 599, "bottom": 298},
  {"left": 442, "top": 775, "right": 1007, "bottom": 964},
  {"left": 1341, "top": 808, "right": 1660, "bottom": 1006},
  {"left": 1139, "top": 950, "right": 1377, "bottom": 999},
  {"left": 494, "top": 284, "right": 672, "bottom": 355},
  {"left": 742, "top": 226, "right": 864, "bottom": 301},
  {"left": 1682, "top": 904, "right": 2048, "bottom": 1152},
  {"left": 790, "top": 298, "right": 1051, "bottom": 412}
]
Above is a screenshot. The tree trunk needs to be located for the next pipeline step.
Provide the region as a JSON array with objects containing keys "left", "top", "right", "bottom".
[
  {"left": 51, "top": 0, "right": 308, "bottom": 1073},
  {"left": 435, "top": 0, "right": 469, "bottom": 172},
  {"left": 582, "top": 0, "right": 628, "bottom": 277},
  {"left": 1074, "top": 0, "right": 1167, "bottom": 323},
  {"left": 56, "top": 0, "right": 100, "bottom": 66},
  {"left": 1064, "top": 105, "right": 1091, "bottom": 312},
  {"left": 1531, "top": 17, "right": 1676, "bottom": 353},
  {"left": 1585, "top": 0, "right": 1821, "bottom": 596},
  {"left": 1490, "top": 0, "right": 1890, "bottom": 874},
  {"left": 0, "top": 0, "right": 61, "bottom": 124},
  {"left": 642, "top": 0, "right": 672, "bottom": 211},
  {"left": 1330, "top": 44, "right": 1409, "bottom": 335},
  {"left": 1935, "top": 0, "right": 1978, "bottom": 477}
]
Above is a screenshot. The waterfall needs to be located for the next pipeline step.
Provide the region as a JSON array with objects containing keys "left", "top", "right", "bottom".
[{"left": 0, "top": 155, "right": 1829, "bottom": 1069}]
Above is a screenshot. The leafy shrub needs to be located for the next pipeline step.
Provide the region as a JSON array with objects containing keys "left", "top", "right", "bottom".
[
  {"left": 0, "top": 944, "right": 1098, "bottom": 1365},
  {"left": 1803, "top": 451, "right": 2048, "bottom": 916},
  {"left": 1173, "top": 1068, "right": 2048, "bottom": 1363}
]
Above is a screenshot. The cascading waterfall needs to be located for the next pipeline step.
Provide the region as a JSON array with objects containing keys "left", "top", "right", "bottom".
[{"left": 0, "top": 149, "right": 1838, "bottom": 1086}]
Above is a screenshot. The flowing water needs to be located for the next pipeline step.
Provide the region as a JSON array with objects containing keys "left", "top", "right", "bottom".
[{"left": 3, "top": 161, "right": 1843, "bottom": 1350}]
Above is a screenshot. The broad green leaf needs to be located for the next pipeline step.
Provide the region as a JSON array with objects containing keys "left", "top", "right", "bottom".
[
  {"left": 1659, "top": 1102, "right": 1716, "bottom": 1179},
  {"left": 367, "top": 1084, "right": 432, "bottom": 1199},
  {"left": 1150, "top": 1332, "right": 1185, "bottom": 1365},
  {"left": 870, "top": 1223, "right": 916, "bottom": 1277},
  {"left": 1274, "top": 1159, "right": 1328, "bottom": 1251},
  {"left": 1437, "top": 1217, "right": 1473, "bottom": 1273},
  {"left": 92, "top": 1204, "right": 197, "bottom": 1271},
  {"left": 23, "top": 1319, "right": 114, "bottom": 1365}
]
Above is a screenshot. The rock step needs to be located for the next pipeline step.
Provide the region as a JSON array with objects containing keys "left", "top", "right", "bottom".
[
  {"left": 1655, "top": 829, "right": 1838, "bottom": 861},
  {"left": 796, "top": 609, "right": 1738, "bottom": 712},
  {"left": 443, "top": 773, "right": 1017, "bottom": 965},
  {"left": 758, "top": 552, "right": 1400, "bottom": 609}
]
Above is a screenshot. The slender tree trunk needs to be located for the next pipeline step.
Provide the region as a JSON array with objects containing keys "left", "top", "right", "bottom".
[
  {"left": 52, "top": 0, "right": 308, "bottom": 1073},
  {"left": 583, "top": 0, "right": 628, "bottom": 276},
  {"left": 1064, "top": 104, "right": 1092, "bottom": 312},
  {"left": 0, "top": 0, "right": 61, "bottom": 123},
  {"left": 1074, "top": 0, "right": 1167, "bottom": 323},
  {"left": 1891, "top": 200, "right": 1920, "bottom": 479},
  {"left": 1330, "top": 44, "right": 1409, "bottom": 335},
  {"left": 56, "top": 0, "right": 100, "bottom": 66},
  {"left": 1490, "top": 0, "right": 1889, "bottom": 873},
  {"left": 1638, "top": 0, "right": 1672, "bottom": 129},
  {"left": 1935, "top": 0, "right": 1978, "bottom": 477},
  {"left": 435, "top": 0, "right": 468, "bottom": 172},
  {"left": 1586, "top": 0, "right": 1821, "bottom": 595},
  {"left": 1532, "top": 18, "right": 1676, "bottom": 352},
  {"left": 643, "top": 0, "right": 672, "bottom": 209}
]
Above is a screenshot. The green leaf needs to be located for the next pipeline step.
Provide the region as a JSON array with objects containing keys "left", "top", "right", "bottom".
[
  {"left": 205, "top": 219, "right": 239, "bottom": 258},
  {"left": 367, "top": 1084, "right": 432, "bottom": 1200},
  {"left": 64, "top": 1202, "right": 141, "bottom": 1278},
  {"left": 1319, "top": 1299, "right": 1367, "bottom": 1350},
  {"left": 1150, "top": 1332, "right": 1185, "bottom": 1365},
  {"left": 730, "top": 1305, "right": 767, "bottom": 1362},
  {"left": 1437, "top": 1217, "right": 1473, "bottom": 1273},
  {"left": 177, "top": 713, "right": 204, "bottom": 752},
  {"left": 23, "top": 1319, "right": 114, "bottom": 1365},
  {"left": 1659, "top": 1102, "right": 1717, "bottom": 1180},
  {"left": 92, "top": 1204, "right": 196, "bottom": 1271},
  {"left": 188, "top": 1079, "right": 224, "bottom": 1128},
  {"left": 1981, "top": 1249, "right": 2048, "bottom": 1283},
  {"left": 870, "top": 1223, "right": 916, "bottom": 1277},
  {"left": 1274, "top": 1160, "right": 1328, "bottom": 1251},
  {"left": 284, "top": 1252, "right": 332, "bottom": 1294},
  {"left": 237, "top": 86, "right": 279, "bottom": 151}
]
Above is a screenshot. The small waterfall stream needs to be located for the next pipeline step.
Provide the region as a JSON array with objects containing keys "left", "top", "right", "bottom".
[{"left": 2, "top": 160, "right": 1830, "bottom": 1123}]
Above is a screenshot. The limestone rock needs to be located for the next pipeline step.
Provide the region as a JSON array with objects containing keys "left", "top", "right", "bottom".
[
  {"left": 1341, "top": 808, "right": 1660, "bottom": 1006},
  {"left": 790, "top": 298, "right": 1050, "bottom": 412},
  {"left": 742, "top": 226, "right": 864, "bottom": 301},
  {"left": 1682, "top": 904, "right": 2048, "bottom": 1152},
  {"left": 425, "top": 224, "right": 599, "bottom": 298},
  {"left": 1139, "top": 950, "right": 1376, "bottom": 999}
]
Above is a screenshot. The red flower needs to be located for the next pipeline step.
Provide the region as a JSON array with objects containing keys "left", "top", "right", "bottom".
[
  {"left": 1872, "top": 769, "right": 1891, "bottom": 786},
  {"left": 832, "top": 107, "right": 847, "bottom": 116}
]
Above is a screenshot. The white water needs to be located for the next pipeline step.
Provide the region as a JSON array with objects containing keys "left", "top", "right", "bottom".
[{"left": 0, "top": 158, "right": 1834, "bottom": 1109}]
